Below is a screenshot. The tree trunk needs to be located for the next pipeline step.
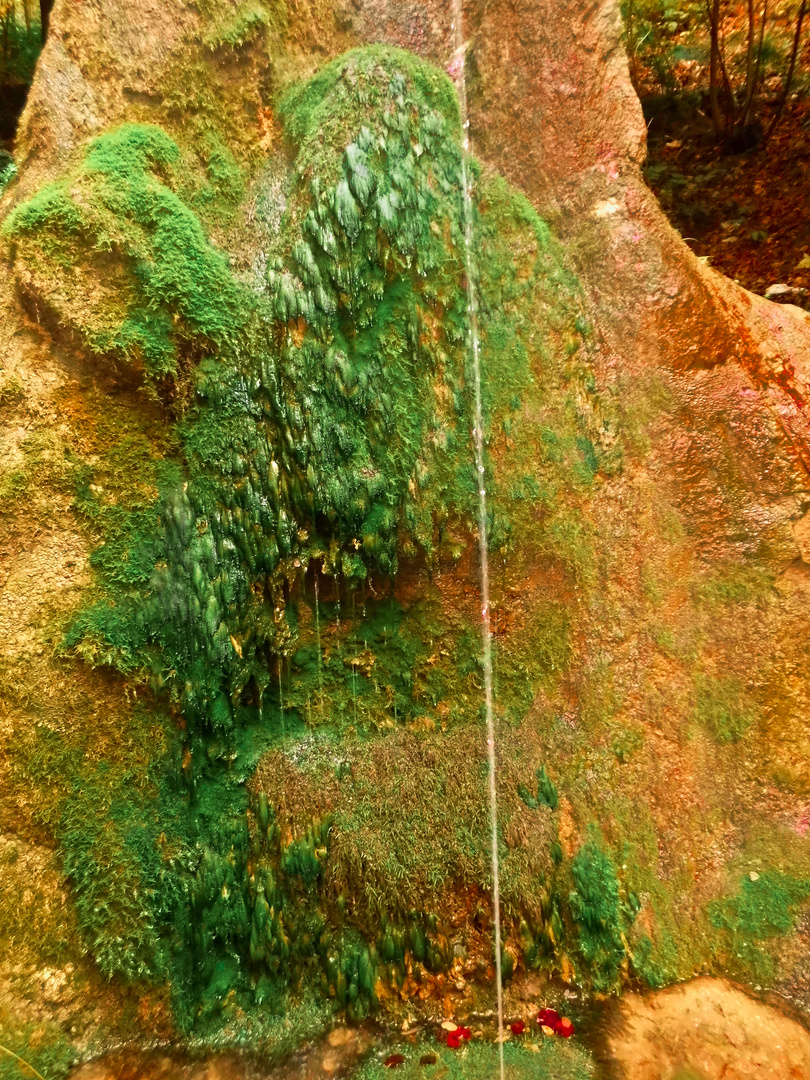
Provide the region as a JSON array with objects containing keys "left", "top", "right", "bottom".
[
  {"left": 739, "top": 0, "right": 757, "bottom": 128},
  {"left": 708, "top": 0, "right": 725, "bottom": 138},
  {"left": 38, "top": 0, "right": 52, "bottom": 41},
  {"left": 765, "top": 0, "right": 808, "bottom": 142}
]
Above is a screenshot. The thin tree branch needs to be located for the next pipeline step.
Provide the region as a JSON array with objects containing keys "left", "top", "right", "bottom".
[{"left": 764, "top": 0, "right": 807, "bottom": 143}]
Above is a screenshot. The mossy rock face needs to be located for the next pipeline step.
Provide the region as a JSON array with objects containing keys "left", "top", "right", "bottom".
[
  {"left": 4, "top": 45, "right": 595, "bottom": 751},
  {"left": 3, "top": 36, "right": 809, "bottom": 1052},
  {"left": 0, "top": 44, "right": 601, "bottom": 1030}
]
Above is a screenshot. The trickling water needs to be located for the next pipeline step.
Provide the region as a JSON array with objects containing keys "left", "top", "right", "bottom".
[{"left": 450, "top": 6, "right": 506, "bottom": 1077}]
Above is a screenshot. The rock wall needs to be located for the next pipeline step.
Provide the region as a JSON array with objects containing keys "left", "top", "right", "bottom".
[{"left": 1, "top": 0, "right": 810, "bottom": 1067}]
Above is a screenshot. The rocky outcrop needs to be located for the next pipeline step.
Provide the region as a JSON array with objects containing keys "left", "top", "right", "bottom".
[{"left": 1, "top": 0, "right": 809, "bottom": 1067}]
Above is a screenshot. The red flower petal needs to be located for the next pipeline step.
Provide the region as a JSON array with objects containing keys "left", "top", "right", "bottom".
[
  {"left": 537, "top": 1008, "right": 561, "bottom": 1029},
  {"left": 446, "top": 1034, "right": 461, "bottom": 1049},
  {"left": 455, "top": 1026, "right": 471, "bottom": 1041},
  {"left": 510, "top": 1020, "right": 525, "bottom": 1035},
  {"left": 557, "top": 1017, "right": 574, "bottom": 1038},
  {"left": 384, "top": 1055, "right": 406, "bottom": 1068}
]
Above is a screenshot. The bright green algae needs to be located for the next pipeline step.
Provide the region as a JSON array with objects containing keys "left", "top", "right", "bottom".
[{"left": 2, "top": 46, "right": 656, "bottom": 1035}]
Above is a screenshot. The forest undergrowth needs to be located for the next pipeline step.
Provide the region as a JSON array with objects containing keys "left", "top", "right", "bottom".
[{"left": 626, "top": 0, "right": 810, "bottom": 304}]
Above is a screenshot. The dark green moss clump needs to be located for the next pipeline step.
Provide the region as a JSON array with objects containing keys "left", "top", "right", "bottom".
[
  {"left": 569, "top": 838, "right": 635, "bottom": 990},
  {"left": 708, "top": 870, "right": 810, "bottom": 980},
  {"left": 518, "top": 765, "right": 559, "bottom": 811}
]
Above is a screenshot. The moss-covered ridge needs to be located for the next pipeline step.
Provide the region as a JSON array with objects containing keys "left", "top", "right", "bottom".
[{"left": 4, "top": 124, "right": 245, "bottom": 378}]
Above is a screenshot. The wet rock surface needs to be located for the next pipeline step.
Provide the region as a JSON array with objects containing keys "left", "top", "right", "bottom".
[
  {"left": 69, "top": 1025, "right": 372, "bottom": 1080},
  {"left": 608, "top": 977, "right": 810, "bottom": 1080},
  {"left": 3, "top": 0, "right": 810, "bottom": 1065}
]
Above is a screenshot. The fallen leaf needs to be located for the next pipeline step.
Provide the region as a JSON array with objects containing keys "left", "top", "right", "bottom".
[
  {"left": 796, "top": 254, "right": 810, "bottom": 269},
  {"left": 384, "top": 1055, "right": 406, "bottom": 1068}
]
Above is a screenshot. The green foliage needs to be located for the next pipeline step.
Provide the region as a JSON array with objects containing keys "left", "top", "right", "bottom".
[
  {"left": 351, "top": 1037, "right": 594, "bottom": 1080},
  {"left": 621, "top": 0, "right": 706, "bottom": 92},
  {"left": 0, "top": 5, "right": 43, "bottom": 87},
  {"left": 569, "top": 839, "right": 630, "bottom": 990},
  {"left": 694, "top": 675, "right": 753, "bottom": 744}
]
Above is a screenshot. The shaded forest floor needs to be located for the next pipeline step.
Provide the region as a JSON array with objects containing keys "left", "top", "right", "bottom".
[{"left": 641, "top": 91, "right": 810, "bottom": 310}]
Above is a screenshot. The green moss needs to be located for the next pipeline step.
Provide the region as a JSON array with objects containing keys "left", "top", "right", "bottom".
[
  {"left": 4, "top": 43, "right": 618, "bottom": 1030},
  {"left": 518, "top": 766, "right": 559, "bottom": 811},
  {"left": 709, "top": 871, "right": 810, "bottom": 940},
  {"left": 0, "top": 428, "right": 78, "bottom": 514},
  {"left": 3, "top": 124, "right": 246, "bottom": 379},
  {"left": 0, "top": 470, "right": 29, "bottom": 511},
  {"left": 708, "top": 871, "right": 810, "bottom": 982},
  {"left": 569, "top": 838, "right": 631, "bottom": 990},
  {"left": 694, "top": 675, "right": 753, "bottom": 744},
  {"left": 202, "top": 1, "right": 270, "bottom": 49},
  {"left": 694, "top": 561, "right": 775, "bottom": 605},
  {"left": 191, "top": 133, "right": 246, "bottom": 219},
  {"left": 610, "top": 727, "right": 644, "bottom": 763}
]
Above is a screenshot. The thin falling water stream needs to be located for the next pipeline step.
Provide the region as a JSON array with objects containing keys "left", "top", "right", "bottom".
[{"left": 450, "top": 5, "right": 506, "bottom": 1078}]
